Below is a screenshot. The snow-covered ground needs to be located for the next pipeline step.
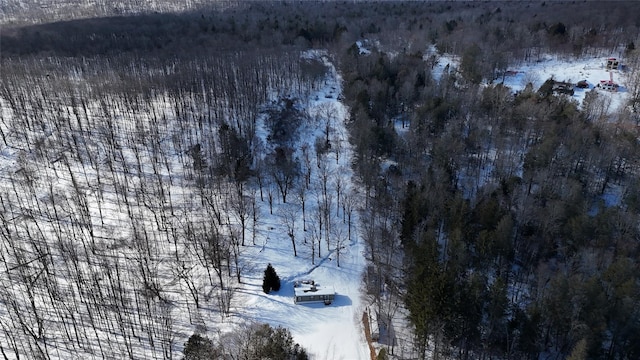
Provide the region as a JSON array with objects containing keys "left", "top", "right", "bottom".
[
  {"left": 226, "top": 51, "right": 370, "bottom": 359},
  {"left": 500, "top": 54, "right": 630, "bottom": 111},
  {"left": 0, "top": 50, "right": 369, "bottom": 359}
]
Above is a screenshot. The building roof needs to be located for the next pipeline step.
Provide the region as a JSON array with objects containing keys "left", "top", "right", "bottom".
[{"left": 294, "top": 279, "right": 335, "bottom": 297}]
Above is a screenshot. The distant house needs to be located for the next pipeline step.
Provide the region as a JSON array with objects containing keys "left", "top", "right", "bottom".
[
  {"left": 600, "top": 57, "right": 620, "bottom": 91},
  {"left": 293, "top": 280, "right": 335, "bottom": 305},
  {"left": 606, "top": 57, "right": 620, "bottom": 71}
]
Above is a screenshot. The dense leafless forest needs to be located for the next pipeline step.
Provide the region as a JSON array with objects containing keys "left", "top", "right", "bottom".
[{"left": 2, "top": 1, "right": 640, "bottom": 359}]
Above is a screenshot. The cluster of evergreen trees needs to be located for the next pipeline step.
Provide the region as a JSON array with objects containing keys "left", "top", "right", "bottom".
[{"left": 336, "top": 4, "right": 640, "bottom": 357}]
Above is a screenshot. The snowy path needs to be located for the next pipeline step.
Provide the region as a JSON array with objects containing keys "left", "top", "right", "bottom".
[{"left": 227, "top": 51, "right": 370, "bottom": 359}]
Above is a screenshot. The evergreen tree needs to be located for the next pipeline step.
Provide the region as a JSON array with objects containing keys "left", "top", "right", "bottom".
[
  {"left": 183, "top": 334, "right": 218, "bottom": 360},
  {"left": 262, "top": 263, "right": 281, "bottom": 293}
]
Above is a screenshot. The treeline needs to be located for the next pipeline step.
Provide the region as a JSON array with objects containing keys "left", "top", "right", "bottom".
[
  {"left": 6, "top": 1, "right": 637, "bottom": 59},
  {"left": 1, "top": 2, "right": 346, "bottom": 57},
  {"left": 1, "top": 0, "right": 235, "bottom": 26}
]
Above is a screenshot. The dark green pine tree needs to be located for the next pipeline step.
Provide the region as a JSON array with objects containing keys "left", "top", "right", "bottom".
[
  {"left": 183, "top": 334, "right": 218, "bottom": 360},
  {"left": 262, "top": 263, "right": 281, "bottom": 293}
]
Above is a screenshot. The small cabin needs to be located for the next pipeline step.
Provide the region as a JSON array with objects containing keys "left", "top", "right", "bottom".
[
  {"left": 293, "top": 280, "right": 335, "bottom": 305},
  {"left": 597, "top": 80, "right": 619, "bottom": 92}
]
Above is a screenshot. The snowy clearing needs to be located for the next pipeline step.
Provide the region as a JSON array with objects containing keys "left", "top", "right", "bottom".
[{"left": 226, "top": 52, "right": 370, "bottom": 359}]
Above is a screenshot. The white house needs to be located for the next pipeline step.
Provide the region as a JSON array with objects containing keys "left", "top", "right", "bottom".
[{"left": 293, "top": 279, "right": 335, "bottom": 305}]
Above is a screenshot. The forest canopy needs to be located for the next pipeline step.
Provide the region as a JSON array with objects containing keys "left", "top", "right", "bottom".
[{"left": 1, "top": 1, "right": 640, "bottom": 359}]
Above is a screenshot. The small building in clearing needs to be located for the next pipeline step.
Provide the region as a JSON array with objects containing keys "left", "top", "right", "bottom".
[
  {"left": 293, "top": 279, "right": 335, "bottom": 305},
  {"left": 597, "top": 80, "right": 619, "bottom": 92}
]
